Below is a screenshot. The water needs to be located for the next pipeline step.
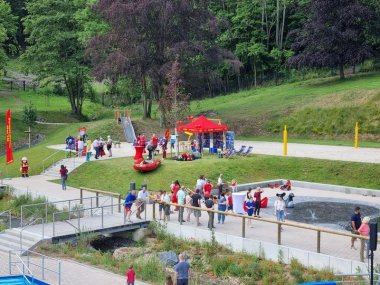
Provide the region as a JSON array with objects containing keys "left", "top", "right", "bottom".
[
  {"left": 0, "top": 275, "right": 49, "bottom": 285},
  {"left": 285, "top": 201, "right": 380, "bottom": 231}
]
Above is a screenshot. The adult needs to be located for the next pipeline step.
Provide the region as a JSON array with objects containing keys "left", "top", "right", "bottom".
[
  {"left": 59, "top": 165, "right": 68, "bottom": 190},
  {"left": 203, "top": 180, "right": 212, "bottom": 200},
  {"left": 136, "top": 187, "right": 149, "bottom": 219},
  {"left": 205, "top": 196, "right": 215, "bottom": 230},
  {"left": 246, "top": 196, "right": 255, "bottom": 228},
  {"left": 163, "top": 191, "right": 171, "bottom": 221},
  {"left": 358, "top": 216, "right": 370, "bottom": 258},
  {"left": 351, "top": 207, "right": 362, "bottom": 250},
  {"left": 92, "top": 137, "right": 100, "bottom": 159},
  {"left": 86, "top": 139, "right": 92, "bottom": 161},
  {"left": 99, "top": 137, "right": 106, "bottom": 157},
  {"left": 140, "top": 133, "right": 146, "bottom": 147},
  {"left": 177, "top": 187, "right": 186, "bottom": 223},
  {"left": 191, "top": 189, "right": 202, "bottom": 226},
  {"left": 106, "top": 135, "right": 113, "bottom": 157},
  {"left": 171, "top": 180, "right": 180, "bottom": 211},
  {"left": 185, "top": 191, "right": 193, "bottom": 222},
  {"left": 274, "top": 193, "right": 286, "bottom": 228},
  {"left": 280, "top": 180, "right": 292, "bottom": 191},
  {"left": 174, "top": 253, "right": 191, "bottom": 285},
  {"left": 158, "top": 190, "right": 165, "bottom": 220},
  {"left": 253, "top": 187, "right": 264, "bottom": 218},
  {"left": 135, "top": 133, "right": 141, "bottom": 146},
  {"left": 77, "top": 138, "right": 84, "bottom": 158},
  {"left": 217, "top": 193, "right": 227, "bottom": 224},
  {"left": 124, "top": 190, "right": 137, "bottom": 222},
  {"left": 147, "top": 133, "right": 158, "bottom": 160},
  {"left": 217, "top": 174, "right": 224, "bottom": 198},
  {"left": 196, "top": 175, "right": 206, "bottom": 197}
]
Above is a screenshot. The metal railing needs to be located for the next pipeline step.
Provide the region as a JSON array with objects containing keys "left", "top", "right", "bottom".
[
  {"left": 335, "top": 273, "right": 380, "bottom": 284},
  {"left": 152, "top": 201, "right": 376, "bottom": 263},
  {"left": 80, "top": 187, "right": 122, "bottom": 213},
  {"left": 42, "top": 150, "right": 65, "bottom": 173},
  {"left": 9, "top": 250, "right": 61, "bottom": 285},
  {"left": 20, "top": 218, "right": 44, "bottom": 250},
  {"left": 0, "top": 210, "right": 12, "bottom": 231}
]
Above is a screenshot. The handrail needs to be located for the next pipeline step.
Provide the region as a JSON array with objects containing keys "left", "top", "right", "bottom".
[
  {"left": 9, "top": 251, "right": 34, "bottom": 283},
  {"left": 80, "top": 187, "right": 122, "bottom": 213},
  {"left": 0, "top": 210, "right": 12, "bottom": 230},
  {"left": 20, "top": 218, "right": 44, "bottom": 250},
  {"left": 42, "top": 150, "right": 63, "bottom": 173},
  {"left": 154, "top": 201, "right": 375, "bottom": 262}
]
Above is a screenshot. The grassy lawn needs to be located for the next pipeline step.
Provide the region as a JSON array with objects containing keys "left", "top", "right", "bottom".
[{"left": 65, "top": 154, "right": 380, "bottom": 193}]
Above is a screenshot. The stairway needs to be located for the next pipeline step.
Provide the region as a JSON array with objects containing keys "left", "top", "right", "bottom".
[
  {"left": 42, "top": 157, "right": 87, "bottom": 178},
  {"left": 0, "top": 228, "right": 44, "bottom": 253}
]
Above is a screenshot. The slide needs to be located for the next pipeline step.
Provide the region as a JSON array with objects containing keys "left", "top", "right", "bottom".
[{"left": 121, "top": 116, "right": 137, "bottom": 143}]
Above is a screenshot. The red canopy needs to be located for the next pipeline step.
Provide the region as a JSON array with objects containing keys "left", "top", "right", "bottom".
[{"left": 177, "top": 115, "right": 228, "bottom": 133}]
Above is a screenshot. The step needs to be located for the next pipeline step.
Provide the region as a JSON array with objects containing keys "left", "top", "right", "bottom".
[
  {"left": 0, "top": 234, "right": 35, "bottom": 247},
  {"left": 0, "top": 238, "right": 28, "bottom": 251},
  {"left": 5, "top": 229, "right": 42, "bottom": 242}
]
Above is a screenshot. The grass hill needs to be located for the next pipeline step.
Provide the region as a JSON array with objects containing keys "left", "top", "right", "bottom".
[{"left": 192, "top": 72, "right": 380, "bottom": 142}]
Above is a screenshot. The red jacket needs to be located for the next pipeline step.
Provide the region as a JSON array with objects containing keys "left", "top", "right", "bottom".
[{"left": 203, "top": 183, "right": 212, "bottom": 198}]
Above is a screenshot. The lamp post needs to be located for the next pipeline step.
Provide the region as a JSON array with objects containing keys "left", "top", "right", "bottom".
[{"left": 25, "top": 127, "right": 31, "bottom": 148}]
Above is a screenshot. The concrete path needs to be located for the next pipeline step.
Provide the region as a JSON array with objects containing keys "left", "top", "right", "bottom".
[{"left": 235, "top": 141, "right": 380, "bottom": 163}]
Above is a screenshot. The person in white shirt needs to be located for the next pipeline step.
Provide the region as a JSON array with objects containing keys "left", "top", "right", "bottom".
[
  {"left": 163, "top": 191, "right": 171, "bottom": 221},
  {"left": 106, "top": 135, "right": 113, "bottom": 157},
  {"left": 274, "top": 193, "right": 286, "bottom": 225},
  {"left": 77, "top": 138, "right": 84, "bottom": 158},
  {"left": 136, "top": 187, "right": 149, "bottom": 219},
  {"left": 217, "top": 174, "right": 223, "bottom": 198},
  {"left": 176, "top": 187, "right": 186, "bottom": 223},
  {"left": 92, "top": 138, "right": 100, "bottom": 159},
  {"left": 195, "top": 175, "right": 206, "bottom": 197}
]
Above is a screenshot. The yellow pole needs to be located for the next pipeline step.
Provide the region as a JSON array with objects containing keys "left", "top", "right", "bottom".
[
  {"left": 354, "top": 122, "right": 359, "bottom": 148},
  {"left": 283, "top": 125, "right": 288, "bottom": 156}
]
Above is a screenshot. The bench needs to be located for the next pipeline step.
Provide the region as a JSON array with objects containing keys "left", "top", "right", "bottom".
[{"left": 113, "top": 141, "right": 121, "bottom": 148}]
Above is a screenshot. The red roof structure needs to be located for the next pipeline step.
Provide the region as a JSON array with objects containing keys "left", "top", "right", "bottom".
[{"left": 177, "top": 115, "right": 228, "bottom": 133}]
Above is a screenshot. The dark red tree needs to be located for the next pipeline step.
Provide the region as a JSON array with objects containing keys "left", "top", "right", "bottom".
[
  {"left": 87, "top": 0, "right": 235, "bottom": 118},
  {"left": 288, "top": 0, "right": 379, "bottom": 79}
]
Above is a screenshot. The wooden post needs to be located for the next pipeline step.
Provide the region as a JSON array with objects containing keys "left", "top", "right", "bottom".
[
  {"left": 317, "top": 231, "right": 321, "bottom": 253},
  {"left": 278, "top": 223, "right": 282, "bottom": 245},
  {"left": 153, "top": 201, "right": 156, "bottom": 220},
  {"left": 242, "top": 217, "right": 246, "bottom": 238}
]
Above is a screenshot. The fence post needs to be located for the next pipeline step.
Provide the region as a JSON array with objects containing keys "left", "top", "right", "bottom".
[
  {"left": 317, "top": 231, "right": 321, "bottom": 253},
  {"left": 118, "top": 195, "right": 121, "bottom": 213},
  {"left": 96, "top": 192, "right": 99, "bottom": 208},
  {"left": 277, "top": 223, "right": 282, "bottom": 245},
  {"left": 8, "top": 251, "right": 11, "bottom": 274},
  {"left": 42, "top": 255, "right": 45, "bottom": 280},
  {"left": 101, "top": 207, "right": 104, "bottom": 229},
  {"left": 242, "top": 217, "right": 246, "bottom": 238},
  {"left": 80, "top": 189, "right": 83, "bottom": 204},
  {"left": 153, "top": 201, "right": 156, "bottom": 220},
  {"left": 23, "top": 81, "right": 26, "bottom": 91}
]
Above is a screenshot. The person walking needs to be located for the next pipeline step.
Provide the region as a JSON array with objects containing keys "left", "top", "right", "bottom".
[
  {"left": 77, "top": 138, "right": 84, "bottom": 158},
  {"left": 196, "top": 175, "right": 206, "bottom": 197},
  {"left": 177, "top": 186, "right": 186, "bottom": 223},
  {"left": 274, "top": 193, "right": 286, "bottom": 229},
  {"left": 246, "top": 196, "right": 255, "bottom": 228},
  {"left": 126, "top": 264, "right": 136, "bottom": 285},
  {"left": 191, "top": 189, "right": 202, "bottom": 226},
  {"left": 253, "top": 187, "right": 264, "bottom": 217},
  {"left": 203, "top": 179, "right": 212, "bottom": 200},
  {"left": 217, "top": 193, "right": 227, "bottom": 224},
  {"left": 106, "top": 135, "right": 113, "bottom": 157},
  {"left": 358, "top": 216, "right": 370, "bottom": 258},
  {"left": 124, "top": 190, "right": 136, "bottom": 222},
  {"left": 59, "top": 165, "right": 68, "bottom": 190},
  {"left": 174, "top": 254, "right": 191, "bottom": 285},
  {"left": 86, "top": 138, "right": 92, "bottom": 161},
  {"left": 92, "top": 137, "right": 100, "bottom": 159},
  {"left": 205, "top": 196, "right": 215, "bottom": 230},
  {"left": 136, "top": 187, "right": 149, "bottom": 219},
  {"left": 351, "top": 207, "right": 362, "bottom": 250},
  {"left": 217, "top": 174, "right": 224, "bottom": 198}
]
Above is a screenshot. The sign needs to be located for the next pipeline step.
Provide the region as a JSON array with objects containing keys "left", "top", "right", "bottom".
[{"left": 5, "top": 109, "right": 14, "bottom": 164}]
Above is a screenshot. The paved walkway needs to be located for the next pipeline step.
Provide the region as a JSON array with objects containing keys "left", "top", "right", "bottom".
[{"left": 2, "top": 141, "right": 380, "bottom": 282}]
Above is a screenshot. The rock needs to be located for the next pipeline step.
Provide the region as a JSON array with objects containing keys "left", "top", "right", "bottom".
[
  {"left": 113, "top": 247, "right": 144, "bottom": 260},
  {"left": 159, "top": 251, "right": 178, "bottom": 267},
  {"left": 132, "top": 228, "right": 151, "bottom": 242}
]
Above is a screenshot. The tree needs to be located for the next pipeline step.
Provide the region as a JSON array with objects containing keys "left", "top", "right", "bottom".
[
  {"left": 0, "top": 0, "right": 17, "bottom": 71},
  {"left": 22, "top": 103, "right": 37, "bottom": 148},
  {"left": 88, "top": 0, "right": 234, "bottom": 119},
  {"left": 289, "top": 0, "right": 379, "bottom": 79},
  {"left": 22, "top": 0, "right": 90, "bottom": 116}
]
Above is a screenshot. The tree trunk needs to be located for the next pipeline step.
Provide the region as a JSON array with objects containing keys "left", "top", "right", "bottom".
[
  {"left": 141, "top": 75, "right": 149, "bottom": 119},
  {"left": 253, "top": 59, "right": 257, "bottom": 87},
  {"left": 339, "top": 62, "right": 345, "bottom": 79}
]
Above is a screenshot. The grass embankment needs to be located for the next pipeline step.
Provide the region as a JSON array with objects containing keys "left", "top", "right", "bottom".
[
  {"left": 0, "top": 119, "right": 124, "bottom": 177},
  {"left": 66, "top": 154, "right": 380, "bottom": 193},
  {"left": 192, "top": 73, "right": 380, "bottom": 141},
  {"left": 37, "top": 222, "right": 341, "bottom": 285}
]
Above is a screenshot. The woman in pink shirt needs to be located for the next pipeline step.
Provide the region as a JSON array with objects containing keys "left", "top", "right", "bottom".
[{"left": 358, "top": 216, "right": 370, "bottom": 258}]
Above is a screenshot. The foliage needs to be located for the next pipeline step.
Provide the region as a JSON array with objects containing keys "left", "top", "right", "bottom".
[
  {"left": 0, "top": 0, "right": 17, "bottom": 70},
  {"left": 289, "top": 0, "right": 379, "bottom": 79},
  {"left": 22, "top": 0, "right": 91, "bottom": 116},
  {"left": 22, "top": 103, "right": 37, "bottom": 128}
]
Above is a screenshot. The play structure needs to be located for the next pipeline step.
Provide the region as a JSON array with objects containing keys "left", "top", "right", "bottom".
[
  {"left": 115, "top": 109, "right": 136, "bottom": 143},
  {"left": 133, "top": 158, "right": 161, "bottom": 172}
]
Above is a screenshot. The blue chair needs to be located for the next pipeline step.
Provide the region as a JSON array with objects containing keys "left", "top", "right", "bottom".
[
  {"left": 241, "top": 146, "right": 253, "bottom": 156},
  {"left": 234, "top": 145, "right": 246, "bottom": 155}
]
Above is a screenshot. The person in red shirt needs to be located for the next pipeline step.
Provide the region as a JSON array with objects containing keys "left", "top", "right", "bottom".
[
  {"left": 203, "top": 180, "right": 213, "bottom": 200},
  {"left": 171, "top": 180, "right": 180, "bottom": 210},
  {"left": 126, "top": 264, "right": 135, "bottom": 285}
]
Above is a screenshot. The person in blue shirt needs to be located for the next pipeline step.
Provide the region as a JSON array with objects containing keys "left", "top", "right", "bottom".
[
  {"left": 124, "top": 190, "right": 136, "bottom": 222},
  {"left": 174, "top": 253, "right": 191, "bottom": 285},
  {"left": 246, "top": 197, "right": 255, "bottom": 228},
  {"left": 217, "top": 193, "right": 227, "bottom": 224},
  {"left": 351, "top": 207, "right": 362, "bottom": 249}
]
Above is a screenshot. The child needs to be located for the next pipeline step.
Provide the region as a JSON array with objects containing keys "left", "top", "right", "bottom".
[
  {"left": 246, "top": 197, "right": 255, "bottom": 228},
  {"left": 126, "top": 264, "right": 135, "bottom": 285},
  {"left": 166, "top": 275, "right": 173, "bottom": 285},
  {"left": 226, "top": 191, "right": 233, "bottom": 212},
  {"left": 231, "top": 179, "right": 237, "bottom": 192}
]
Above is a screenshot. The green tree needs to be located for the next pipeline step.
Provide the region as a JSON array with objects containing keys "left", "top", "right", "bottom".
[
  {"left": 0, "top": 0, "right": 17, "bottom": 71},
  {"left": 22, "top": 0, "right": 90, "bottom": 116},
  {"left": 22, "top": 103, "right": 37, "bottom": 128}
]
